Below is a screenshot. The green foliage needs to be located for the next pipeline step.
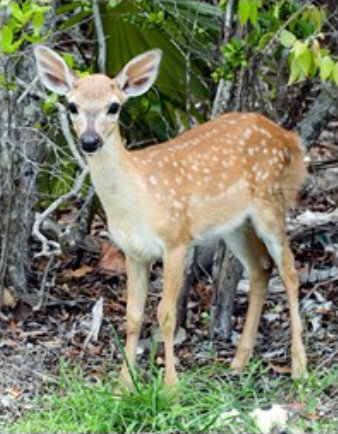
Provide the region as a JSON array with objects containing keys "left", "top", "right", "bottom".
[
  {"left": 279, "top": 29, "right": 296, "bottom": 48},
  {"left": 0, "top": 0, "right": 51, "bottom": 53},
  {"left": 238, "top": 0, "right": 262, "bottom": 26},
  {"left": 6, "top": 362, "right": 338, "bottom": 432},
  {"left": 100, "top": 0, "right": 220, "bottom": 141},
  {"left": 234, "top": 0, "right": 338, "bottom": 86},
  {"left": 211, "top": 37, "right": 246, "bottom": 82}
]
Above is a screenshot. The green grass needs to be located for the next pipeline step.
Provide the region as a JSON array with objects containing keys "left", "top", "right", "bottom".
[{"left": 4, "top": 361, "right": 338, "bottom": 433}]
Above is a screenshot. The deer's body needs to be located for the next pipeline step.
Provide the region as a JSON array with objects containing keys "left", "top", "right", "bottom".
[
  {"left": 35, "top": 46, "right": 307, "bottom": 386},
  {"left": 88, "top": 111, "right": 304, "bottom": 261}
]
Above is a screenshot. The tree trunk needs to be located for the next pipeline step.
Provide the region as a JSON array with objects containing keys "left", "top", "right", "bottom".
[
  {"left": 0, "top": 7, "right": 55, "bottom": 307},
  {"left": 297, "top": 84, "right": 338, "bottom": 151},
  {"left": 209, "top": 240, "right": 243, "bottom": 340}
]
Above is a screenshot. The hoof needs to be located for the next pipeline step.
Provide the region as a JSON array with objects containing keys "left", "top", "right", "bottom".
[
  {"left": 230, "top": 358, "right": 245, "bottom": 373},
  {"left": 291, "top": 348, "right": 307, "bottom": 380},
  {"left": 164, "top": 372, "right": 178, "bottom": 387},
  {"left": 117, "top": 368, "right": 137, "bottom": 393},
  {"left": 291, "top": 361, "right": 308, "bottom": 380}
]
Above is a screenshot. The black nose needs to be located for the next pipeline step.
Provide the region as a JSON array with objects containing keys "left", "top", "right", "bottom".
[{"left": 80, "top": 132, "right": 103, "bottom": 153}]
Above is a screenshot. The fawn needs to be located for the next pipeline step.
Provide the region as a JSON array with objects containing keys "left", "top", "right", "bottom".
[{"left": 34, "top": 45, "right": 307, "bottom": 386}]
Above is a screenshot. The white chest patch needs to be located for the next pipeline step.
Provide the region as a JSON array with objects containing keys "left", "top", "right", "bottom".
[
  {"left": 88, "top": 155, "right": 164, "bottom": 262},
  {"left": 108, "top": 217, "right": 164, "bottom": 262}
]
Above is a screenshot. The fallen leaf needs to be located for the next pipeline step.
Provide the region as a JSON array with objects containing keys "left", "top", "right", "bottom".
[
  {"left": 286, "top": 401, "right": 305, "bottom": 412},
  {"left": 7, "top": 387, "right": 22, "bottom": 400},
  {"left": 2, "top": 288, "right": 16, "bottom": 308},
  {"left": 58, "top": 206, "right": 80, "bottom": 224},
  {"left": 12, "top": 301, "right": 32, "bottom": 323},
  {"left": 0, "top": 339, "right": 18, "bottom": 348},
  {"left": 83, "top": 297, "right": 103, "bottom": 347},
  {"left": 64, "top": 265, "right": 94, "bottom": 278},
  {"left": 316, "top": 308, "right": 330, "bottom": 314},
  {"left": 269, "top": 361, "right": 292, "bottom": 374},
  {"left": 303, "top": 412, "right": 321, "bottom": 420},
  {"left": 98, "top": 241, "right": 126, "bottom": 275}
]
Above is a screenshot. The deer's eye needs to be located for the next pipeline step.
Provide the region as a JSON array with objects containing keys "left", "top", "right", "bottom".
[
  {"left": 107, "top": 102, "right": 120, "bottom": 115},
  {"left": 68, "top": 102, "right": 78, "bottom": 114}
]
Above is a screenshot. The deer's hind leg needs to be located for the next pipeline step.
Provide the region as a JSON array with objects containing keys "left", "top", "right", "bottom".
[
  {"left": 224, "top": 222, "right": 273, "bottom": 372},
  {"left": 252, "top": 201, "right": 307, "bottom": 379}
]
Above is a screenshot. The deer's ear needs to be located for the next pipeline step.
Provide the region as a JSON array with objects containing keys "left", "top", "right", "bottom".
[
  {"left": 115, "top": 49, "right": 162, "bottom": 98},
  {"left": 34, "top": 45, "right": 76, "bottom": 95}
]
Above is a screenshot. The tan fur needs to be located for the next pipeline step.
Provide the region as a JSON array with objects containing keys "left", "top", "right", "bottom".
[{"left": 35, "top": 47, "right": 308, "bottom": 386}]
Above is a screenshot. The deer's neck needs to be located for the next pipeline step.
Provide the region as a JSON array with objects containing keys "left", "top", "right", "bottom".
[{"left": 86, "top": 126, "right": 132, "bottom": 196}]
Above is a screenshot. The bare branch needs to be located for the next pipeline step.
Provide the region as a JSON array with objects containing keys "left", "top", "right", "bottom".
[
  {"left": 93, "top": 0, "right": 106, "bottom": 74},
  {"left": 32, "top": 166, "right": 89, "bottom": 257},
  {"left": 57, "top": 103, "right": 87, "bottom": 169},
  {"left": 211, "top": 0, "right": 235, "bottom": 119},
  {"left": 17, "top": 76, "right": 39, "bottom": 104}
]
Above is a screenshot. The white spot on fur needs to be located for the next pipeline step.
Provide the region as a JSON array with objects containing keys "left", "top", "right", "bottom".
[
  {"left": 173, "top": 199, "right": 184, "bottom": 209},
  {"left": 149, "top": 175, "right": 157, "bottom": 185},
  {"left": 244, "top": 129, "right": 252, "bottom": 139}
]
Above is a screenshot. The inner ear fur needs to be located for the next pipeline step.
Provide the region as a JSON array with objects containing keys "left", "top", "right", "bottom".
[
  {"left": 34, "top": 45, "right": 76, "bottom": 95},
  {"left": 116, "top": 49, "right": 162, "bottom": 98}
]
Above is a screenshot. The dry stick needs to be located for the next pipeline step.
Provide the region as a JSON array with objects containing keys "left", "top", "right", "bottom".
[
  {"left": 83, "top": 297, "right": 104, "bottom": 350},
  {"left": 57, "top": 103, "right": 87, "bottom": 170},
  {"left": 33, "top": 253, "right": 55, "bottom": 311},
  {"left": 10, "top": 362, "right": 59, "bottom": 385},
  {"left": 318, "top": 347, "right": 338, "bottom": 369},
  {"left": 211, "top": 0, "right": 235, "bottom": 119},
  {"left": 33, "top": 166, "right": 89, "bottom": 257},
  {"left": 185, "top": 50, "right": 192, "bottom": 128},
  {"left": 92, "top": 0, "right": 106, "bottom": 74},
  {"left": 17, "top": 76, "right": 39, "bottom": 104}
]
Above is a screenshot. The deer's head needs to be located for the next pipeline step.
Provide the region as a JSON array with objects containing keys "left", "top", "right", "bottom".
[{"left": 34, "top": 45, "right": 162, "bottom": 154}]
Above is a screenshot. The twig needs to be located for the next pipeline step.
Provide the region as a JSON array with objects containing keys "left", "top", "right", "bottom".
[
  {"left": 33, "top": 254, "right": 55, "bottom": 311},
  {"left": 17, "top": 76, "right": 39, "bottom": 104},
  {"left": 92, "top": 0, "right": 106, "bottom": 74},
  {"left": 57, "top": 103, "right": 87, "bottom": 170},
  {"left": 10, "top": 363, "right": 59, "bottom": 385},
  {"left": 211, "top": 0, "right": 235, "bottom": 119},
  {"left": 16, "top": 77, "right": 44, "bottom": 100},
  {"left": 32, "top": 166, "right": 89, "bottom": 257},
  {"left": 83, "top": 297, "right": 104, "bottom": 349},
  {"left": 317, "top": 347, "right": 338, "bottom": 369},
  {"left": 185, "top": 50, "right": 192, "bottom": 128}
]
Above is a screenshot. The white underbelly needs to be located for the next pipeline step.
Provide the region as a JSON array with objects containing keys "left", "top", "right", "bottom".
[{"left": 192, "top": 209, "right": 250, "bottom": 246}]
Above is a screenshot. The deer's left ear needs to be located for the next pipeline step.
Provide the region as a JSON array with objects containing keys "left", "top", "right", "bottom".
[{"left": 115, "top": 49, "right": 162, "bottom": 98}]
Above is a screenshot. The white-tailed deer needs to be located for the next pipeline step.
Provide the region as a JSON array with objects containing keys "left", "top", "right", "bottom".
[{"left": 34, "top": 45, "right": 307, "bottom": 385}]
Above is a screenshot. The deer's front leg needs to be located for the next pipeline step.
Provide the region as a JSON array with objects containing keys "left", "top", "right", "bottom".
[
  {"left": 120, "top": 257, "right": 149, "bottom": 385},
  {"left": 157, "top": 245, "right": 187, "bottom": 386}
]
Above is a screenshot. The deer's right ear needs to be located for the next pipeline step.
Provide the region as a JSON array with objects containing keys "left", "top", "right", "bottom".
[{"left": 34, "top": 45, "right": 76, "bottom": 95}]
